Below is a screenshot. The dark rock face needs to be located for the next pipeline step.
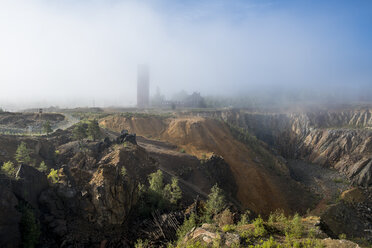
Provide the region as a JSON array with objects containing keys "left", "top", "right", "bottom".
[
  {"left": 36, "top": 143, "right": 156, "bottom": 246},
  {"left": 320, "top": 187, "right": 372, "bottom": 242},
  {"left": 0, "top": 185, "right": 21, "bottom": 248},
  {"left": 199, "top": 155, "right": 237, "bottom": 200},
  {"left": 116, "top": 130, "right": 137, "bottom": 145},
  {"left": 13, "top": 164, "right": 49, "bottom": 209}
]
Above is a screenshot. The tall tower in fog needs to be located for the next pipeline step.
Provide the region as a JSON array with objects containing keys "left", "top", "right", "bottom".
[{"left": 137, "top": 64, "right": 150, "bottom": 108}]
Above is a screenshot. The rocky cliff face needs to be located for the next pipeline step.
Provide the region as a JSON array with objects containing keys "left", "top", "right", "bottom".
[
  {"left": 38, "top": 142, "right": 157, "bottom": 246},
  {"left": 216, "top": 108, "right": 372, "bottom": 187}
]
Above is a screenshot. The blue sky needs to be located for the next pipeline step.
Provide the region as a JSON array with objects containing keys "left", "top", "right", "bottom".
[{"left": 0, "top": 0, "right": 371, "bottom": 108}]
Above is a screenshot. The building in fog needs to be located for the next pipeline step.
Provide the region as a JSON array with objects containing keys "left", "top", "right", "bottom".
[{"left": 137, "top": 64, "right": 150, "bottom": 108}]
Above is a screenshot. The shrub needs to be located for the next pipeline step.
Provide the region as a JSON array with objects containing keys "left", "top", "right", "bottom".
[
  {"left": 164, "top": 177, "right": 182, "bottom": 205},
  {"left": 1, "top": 161, "right": 16, "bottom": 177},
  {"left": 179, "top": 148, "right": 186, "bottom": 153},
  {"left": 268, "top": 209, "right": 287, "bottom": 225},
  {"left": 120, "top": 167, "right": 127, "bottom": 177},
  {"left": 238, "top": 210, "right": 251, "bottom": 225},
  {"left": 205, "top": 184, "right": 225, "bottom": 218},
  {"left": 255, "top": 236, "right": 281, "bottom": 248},
  {"left": 222, "top": 224, "right": 236, "bottom": 232},
  {"left": 253, "top": 215, "right": 267, "bottom": 237},
  {"left": 218, "top": 208, "right": 234, "bottom": 227},
  {"left": 15, "top": 142, "right": 31, "bottom": 165},
  {"left": 87, "top": 119, "right": 101, "bottom": 141},
  {"left": 148, "top": 170, "right": 164, "bottom": 194},
  {"left": 38, "top": 161, "right": 48, "bottom": 173},
  {"left": 177, "top": 213, "right": 197, "bottom": 242},
  {"left": 47, "top": 169, "right": 59, "bottom": 183},
  {"left": 134, "top": 239, "right": 149, "bottom": 248},
  {"left": 72, "top": 122, "right": 87, "bottom": 141},
  {"left": 289, "top": 213, "right": 303, "bottom": 238},
  {"left": 138, "top": 170, "right": 183, "bottom": 217},
  {"left": 338, "top": 233, "right": 347, "bottom": 239}
]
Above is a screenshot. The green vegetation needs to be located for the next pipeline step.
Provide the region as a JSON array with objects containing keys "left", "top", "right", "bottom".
[
  {"left": 179, "top": 148, "right": 186, "bottom": 153},
  {"left": 253, "top": 216, "right": 267, "bottom": 237},
  {"left": 47, "top": 168, "right": 59, "bottom": 183},
  {"left": 176, "top": 213, "right": 197, "bottom": 241},
  {"left": 15, "top": 142, "right": 32, "bottom": 165},
  {"left": 72, "top": 122, "right": 88, "bottom": 141},
  {"left": 137, "top": 170, "right": 182, "bottom": 217},
  {"left": 238, "top": 210, "right": 251, "bottom": 226},
  {"left": 42, "top": 121, "right": 53, "bottom": 135},
  {"left": 205, "top": 184, "right": 226, "bottom": 218},
  {"left": 120, "top": 167, "right": 127, "bottom": 177},
  {"left": 38, "top": 161, "right": 48, "bottom": 173},
  {"left": 164, "top": 177, "right": 183, "bottom": 204},
  {"left": 87, "top": 119, "right": 101, "bottom": 141},
  {"left": 339, "top": 233, "right": 347, "bottom": 239},
  {"left": 148, "top": 170, "right": 164, "bottom": 194},
  {"left": 170, "top": 186, "right": 329, "bottom": 248},
  {"left": 1, "top": 161, "right": 16, "bottom": 177},
  {"left": 222, "top": 224, "right": 236, "bottom": 232},
  {"left": 333, "top": 177, "right": 348, "bottom": 184},
  {"left": 134, "top": 239, "right": 150, "bottom": 248},
  {"left": 18, "top": 203, "right": 40, "bottom": 248}
]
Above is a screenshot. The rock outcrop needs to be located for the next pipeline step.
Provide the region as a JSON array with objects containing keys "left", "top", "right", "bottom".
[{"left": 217, "top": 108, "right": 372, "bottom": 187}]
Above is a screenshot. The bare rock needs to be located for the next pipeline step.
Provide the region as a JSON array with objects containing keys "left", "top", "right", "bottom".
[
  {"left": 0, "top": 185, "right": 21, "bottom": 248},
  {"left": 13, "top": 164, "right": 48, "bottom": 209}
]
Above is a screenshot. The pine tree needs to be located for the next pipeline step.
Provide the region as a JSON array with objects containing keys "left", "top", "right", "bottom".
[
  {"left": 1, "top": 161, "right": 16, "bottom": 177},
  {"left": 38, "top": 161, "right": 48, "bottom": 173},
  {"left": 72, "top": 123, "right": 87, "bottom": 141},
  {"left": 168, "top": 177, "right": 182, "bottom": 204},
  {"left": 148, "top": 170, "right": 164, "bottom": 194},
  {"left": 205, "top": 184, "right": 226, "bottom": 216},
  {"left": 15, "top": 142, "right": 31, "bottom": 165}
]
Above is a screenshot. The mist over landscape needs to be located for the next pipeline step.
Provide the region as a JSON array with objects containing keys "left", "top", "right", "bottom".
[
  {"left": 1, "top": 1, "right": 372, "bottom": 247},
  {"left": 1, "top": 0, "right": 371, "bottom": 110}
]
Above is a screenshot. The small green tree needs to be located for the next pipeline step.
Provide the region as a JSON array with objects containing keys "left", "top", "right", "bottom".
[
  {"left": 15, "top": 142, "right": 31, "bottom": 165},
  {"left": 72, "top": 123, "right": 87, "bottom": 141},
  {"left": 87, "top": 119, "right": 101, "bottom": 141},
  {"left": 205, "top": 184, "right": 226, "bottom": 217},
  {"left": 120, "top": 167, "right": 127, "bottom": 177},
  {"left": 164, "top": 177, "right": 182, "bottom": 204},
  {"left": 1, "top": 161, "right": 16, "bottom": 177},
  {"left": 38, "top": 161, "right": 48, "bottom": 173},
  {"left": 148, "top": 170, "right": 164, "bottom": 194},
  {"left": 42, "top": 121, "right": 53, "bottom": 135},
  {"left": 47, "top": 168, "right": 59, "bottom": 183}
]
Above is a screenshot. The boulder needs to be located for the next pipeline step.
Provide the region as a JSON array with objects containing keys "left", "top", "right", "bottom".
[
  {"left": 116, "top": 131, "right": 137, "bottom": 145},
  {"left": 183, "top": 225, "right": 240, "bottom": 247},
  {"left": 322, "top": 238, "right": 360, "bottom": 248}
]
